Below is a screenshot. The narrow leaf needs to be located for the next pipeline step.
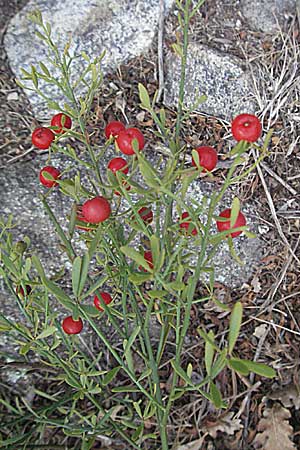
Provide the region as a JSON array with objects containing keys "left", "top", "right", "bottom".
[{"left": 228, "top": 302, "right": 243, "bottom": 353}]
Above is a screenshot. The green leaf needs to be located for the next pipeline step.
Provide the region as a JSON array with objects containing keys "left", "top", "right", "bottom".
[
  {"left": 209, "top": 382, "right": 222, "bottom": 408},
  {"left": 198, "top": 329, "right": 220, "bottom": 352},
  {"left": 166, "top": 280, "right": 185, "bottom": 291},
  {"left": 150, "top": 235, "right": 160, "bottom": 270},
  {"left": 148, "top": 290, "right": 168, "bottom": 299},
  {"left": 172, "top": 43, "right": 184, "bottom": 58},
  {"left": 72, "top": 253, "right": 90, "bottom": 298},
  {"left": 112, "top": 386, "right": 140, "bottom": 393},
  {"left": 102, "top": 366, "right": 121, "bottom": 386},
  {"left": 138, "top": 158, "right": 160, "bottom": 188},
  {"left": 239, "top": 360, "right": 276, "bottom": 378},
  {"left": 205, "top": 331, "right": 215, "bottom": 376},
  {"left": 31, "top": 65, "right": 38, "bottom": 89},
  {"left": 124, "top": 325, "right": 141, "bottom": 355},
  {"left": 80, "top": 304, "right": 100, "bottom": 318},
  {"left": 170, "top": 360, "right": 191, "bottom": 385},
  {"left": 230, "top": 198, "right": 240, "bottom": 228},
  {"left": 81, "top": 276, "right": 108, "bottom": 299},
  {"left": 36, "top": 325, "right": 57, "bottom": 340},
  {"left": 120, "top": 246, "right": 153, "bottom": 272},
  {"left": 133, "top": 401, "right": 143, "bottom": 419},
  {"left": 228, "top": 302, "right": 243, "bottom": 353},
  {"left": 128, "top": 272, "right": 152, "bottom": 285},
  {"left": 228, "top": 358, "right": 249, "bottom": 376},
  {"left": 210, "top": 350, "right": 227, "bottom": 379},
  {"left": 138, "top": 83, "right": 151, "bottom": 109}
]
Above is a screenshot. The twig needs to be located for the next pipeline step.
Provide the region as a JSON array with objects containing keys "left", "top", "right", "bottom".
[
  {"left": 252, "top": 149, "right": 300, "bottom": 265},
  {"left": 157, "top": 0, "right": 165, "bottom": 103},
  {"left": 260, "top": 161, "right": 297, "bottom": 196},
  {"left": 241, "top": 325, "right": 269, "bottom": 445},
  {"left": 1, "top": 146, "right": 35, "bottom": 167}
]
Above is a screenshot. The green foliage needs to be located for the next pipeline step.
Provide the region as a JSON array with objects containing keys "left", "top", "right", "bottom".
[{"left": 0, "top": 1, "right": 275, "bottom": 448}]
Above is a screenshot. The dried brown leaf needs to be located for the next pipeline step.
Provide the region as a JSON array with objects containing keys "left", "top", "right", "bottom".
[
  {"left": 253, "top": 403, "right": 296, "bottom": 449},
  {"left": 269, "top": 385, "right": 300, "bottom": 410},
  {"left": 202, "top": 412, "right": 243, "bottom": 439},
  {"left": 175, "top": 436, "right": 207, "bottom": 450}
]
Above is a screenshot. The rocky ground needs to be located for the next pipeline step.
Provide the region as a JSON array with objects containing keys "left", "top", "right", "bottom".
[{"left": 0, "top": 0, "right": 300, "bottom": 449}]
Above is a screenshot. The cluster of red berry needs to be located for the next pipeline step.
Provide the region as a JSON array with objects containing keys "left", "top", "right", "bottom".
[{"left": 30, "top": 112, "right": 262, "bottom": 334}]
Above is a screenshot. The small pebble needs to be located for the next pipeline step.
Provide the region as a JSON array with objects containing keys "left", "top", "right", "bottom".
[{"left": 7, "top": 92, "right": 19, "bottom": 101}]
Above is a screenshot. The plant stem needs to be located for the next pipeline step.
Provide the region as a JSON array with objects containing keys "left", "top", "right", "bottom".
[{"left": 174, "top": 0, "right": 191, "bottom": 141}]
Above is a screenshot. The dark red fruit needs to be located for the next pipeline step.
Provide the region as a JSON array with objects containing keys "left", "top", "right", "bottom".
[
  {"left": 116, "top": 127, "right": 145, "bottom": 155},
  {"left": 179, "top": 212, "right": 197, "bottom": 236},
  {"left": 62, "top": 316, "right": 83, "bottom": 334},
  {"left": 16, "top": 285, "right": 32, "bottom": 297},
  {"left": 39, "top": 166, "right": 60, "bottom": 188},
  {"left": 82, "top": 197, "right": 111, "bottom": 224},
  {"left": 138, "top": 207, "right": 153, "bottom": 224},
  {"left": 192, "top": 146, "right": 218, "bottom": 172},
  {"left": 105, "top": 121, "right": 126, "bottom": 139},
  {"left": 93, "top": 292, "right": 112, "bottom": 311},
  {"left": 51, "top": 113, "right": 72, "bottom": 134},
  {"left": 32, "top": 127, "right": 55, "bottom": 149},
  {"left": 108, "top": 157, "right": 129, "bottom": 175},
  {"left": 139, "top": 251, "right": 154, "bottom": 271},
  {"left": 216, "top": 208, "right": 246, "bottom": 238},
  {"left": 76, "top": 206, "right": 94, "bottom": 231},
  {"left": 231, "top": 114, "right": 262, "bottom": 142}
]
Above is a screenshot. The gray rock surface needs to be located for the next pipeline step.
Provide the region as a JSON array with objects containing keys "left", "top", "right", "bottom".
[
  {"left": 163, "top": 43, "right": 256, "bottom": 121},
  {"left": 4, "top": 0, "right": 174, "bottom": 118},
  {"left": 241, "top": 0, "right": 296, "bottom": 33}
]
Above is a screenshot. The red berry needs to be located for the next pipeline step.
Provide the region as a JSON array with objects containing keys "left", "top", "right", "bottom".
[
  {"left": 62, "top": 316, "right": 83, "bottom": 334},
  {"left": 192, "top": 146, "right": 218, "bottom": 172},
  {"left": 39, "top": 166, "right": 60, "bottom": 188},
  {"left": 32, "top": 127, "right": 55, "bottom": 149},
  {"left": 139, "top": 251, "right": 154, "bottom": 271},
  {"left": 231, "top": 114, "right": 262, "bottom": 142},
  {"left": 116, "top": 127, "right": 145, "bottom": 155},
  {"left": 138, "top": 207, "right": 153, "bottom": 224},
  {"left": 51, "top": 113, "right": 72, "bottom": 134},
  {"left": 108, "top": 157, "right": 129, "bottom": 175},
  {"left": 16, "top": 285, "right": 32, "bottom": 297},
  {"left": 93, "top": 292, "right": 112, "bottom": 311},
  {"left": 82, "top": 197, "right": 111, "bottom": 224},
  {"left": 179, "top": 212, "right": 197, "bottom": 235},
  {"left": 216, "top": 208, "right": 246, "bottom": 238},
  {"left": 76, "top": 206, "right": 93, "bottom": 231},
  {"left": 105, "top": 121, "right": 126, "bottom": 139}
]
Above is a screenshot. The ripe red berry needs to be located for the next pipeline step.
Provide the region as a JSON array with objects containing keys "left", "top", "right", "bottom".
[
  {"left": 32, "top": 127, "right": 55, "bottom": 149},
  {"left": 93, "top": 292, "right": 112, "bottom": 311},
  {"left": 108, "top": 157, "right": 129, "bottom": 175},
  {"left": 62, "top": 316, "right": 83, "bottom": 334},
  {"left": 51, "top": 113, "right": 72, "bottom": 134},
  {"left": 82, "top": 196, "right": 111, "bottom": 224},
  {"left": 216, "top": 208, "right": 246, "bottom": 238},
  {"left": 139, "top": 251, "right": 154, "bottom": 271},
  {"left": 179, "top": 212, "right": 197, "bottom": 235},
  {"left": 16, "top": 285, "right": 32, "bottom": 297},
  {"left": 138, "top": 207, "right": 153, "bottom": 224},
  {"left": 231, "top": 114, "right": 262, "bottom": 142},
  {"left": 76, "top": 206, "right": 93, "bottom": 231},
  {"left": 105, "top": 121, "right": 126, "bottom": 139},
  {"left": 39, "top": 166, "right": 60, "bottom": 188},
  {"left": 192, "top": 146, "right": 218, "bottom": 172},
  {"left": 116, "top": 127, "right": 145, "bottom": 155}
]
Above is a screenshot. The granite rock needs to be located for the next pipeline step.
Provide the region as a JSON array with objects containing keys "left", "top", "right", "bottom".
[
  {"left": 163, "top": 43, "right": 256, "bottom": 121},
  {"left": 241, "top": 0, "right": 296, "bottom": 33},
  {"left": 4, "top": 0, "right": 174, "bottom": 118}
]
